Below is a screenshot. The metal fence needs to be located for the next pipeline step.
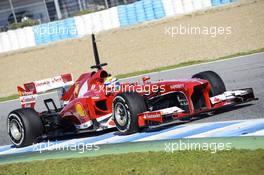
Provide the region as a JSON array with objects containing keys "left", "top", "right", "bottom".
[{"left": 0, "top": 0, "right": 139, "bottom": 31}]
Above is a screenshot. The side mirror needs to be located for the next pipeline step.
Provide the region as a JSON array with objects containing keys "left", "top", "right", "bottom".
[{"left": 142, "top": 76, "right": 151, "bottom": 84}]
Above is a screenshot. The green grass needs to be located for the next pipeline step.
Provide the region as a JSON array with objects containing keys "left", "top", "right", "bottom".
[
  {"left": 1, "top": 48, "right": 263, "bottom": 102},
  {"left": 0, "top": 94, "right": 18, "bottom": 102},
  {"left": 0, "top": 150, "right": 263, "bottom": 175}
]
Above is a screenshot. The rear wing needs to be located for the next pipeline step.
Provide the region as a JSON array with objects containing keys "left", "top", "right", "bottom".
[{"left": 17, "top": 73, "right": 74, "bottom": 108}]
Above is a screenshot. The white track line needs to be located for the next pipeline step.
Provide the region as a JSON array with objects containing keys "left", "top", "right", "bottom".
[
  {"left": 134, "top": 122, "right": 212, "bottom": 142},
  {"left": 93, "top": 133, "right": 139, "bottom": 145},
  {"left": 0, "top": 146, "right": 32, "bottom": 156},
  {"left": 187, "top": 120, "right": 264, "bottom": 138},
  {"left": 243, "top": 129, "right": 264, "bottom": 136},
  {"left": 1, "top": 119, "right": 264, "bottom": 155}
]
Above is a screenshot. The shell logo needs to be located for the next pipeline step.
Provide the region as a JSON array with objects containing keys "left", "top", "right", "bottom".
[{"left": 75, "top": 103, "right": 86, "bottom": 117}]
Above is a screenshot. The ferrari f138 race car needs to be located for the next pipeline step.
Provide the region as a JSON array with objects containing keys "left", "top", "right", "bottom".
[{"left": 7, "top": 34, "right": 258, "bottom": 147}]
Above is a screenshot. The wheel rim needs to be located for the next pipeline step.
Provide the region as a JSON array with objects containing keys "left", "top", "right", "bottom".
[
  {"left": 9, "top": 119, "right": 22, "bottom": 141},
  {"left": 114, "top": 102, "right": 128, "bottom": 126}
]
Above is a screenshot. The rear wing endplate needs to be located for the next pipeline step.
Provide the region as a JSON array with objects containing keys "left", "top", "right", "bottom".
[{"left": 17, "top": 73, "right": 74, "bottom": 108}]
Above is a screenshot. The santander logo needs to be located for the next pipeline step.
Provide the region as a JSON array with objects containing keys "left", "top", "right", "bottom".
[
  {"left": 35, "top": 77, "right": 63, "bottom": 87},
  {"left": 144, "top": 113, "right": 161, "bottom": 119}
]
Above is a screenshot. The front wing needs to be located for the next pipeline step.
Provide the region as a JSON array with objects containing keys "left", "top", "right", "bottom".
[{"left": 137, "top": 88, "right": 257, "bottom": 127}]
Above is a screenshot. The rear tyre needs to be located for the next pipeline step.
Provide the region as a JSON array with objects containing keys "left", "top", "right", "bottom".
[
  {"left": 113, "top": 92, "right": 147, "bottom": 134},
  {"left": 7, "top": 108, "right": 44, "bottom": 147},
  {"left": 192, "top": 71, "right": 226, "bottom": 97}
]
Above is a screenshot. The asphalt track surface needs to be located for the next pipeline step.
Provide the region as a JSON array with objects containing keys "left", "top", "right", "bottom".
[{"left": 0, "top": 52, "right": 263, "bottom": 146}]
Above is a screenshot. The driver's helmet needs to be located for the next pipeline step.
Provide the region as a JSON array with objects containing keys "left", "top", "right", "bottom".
[{"left": 104, "top": 76, "right": 120, "bottom": 92}]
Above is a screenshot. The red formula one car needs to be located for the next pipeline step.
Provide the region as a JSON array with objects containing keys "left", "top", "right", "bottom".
[{"left": 7, "top": 34, "right": 258, "bottom": 147}]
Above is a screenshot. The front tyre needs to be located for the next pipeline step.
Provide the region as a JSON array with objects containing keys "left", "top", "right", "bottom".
[
  {"left": 192, "top": 71, "right": 226, "bottom": 97},
  {"left": 7, "top": 108, "right": 44, "bottom": 147},
  {"left": 113, "top": 92, "right": 146, "bottom": 134}
]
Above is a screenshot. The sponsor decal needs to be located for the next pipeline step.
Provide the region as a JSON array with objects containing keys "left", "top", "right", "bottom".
[
  {"left": 74, "top": 83, "right": 80, "bottom": 96},
  {"left": 144, "top": 112, "right": 161, "bottom": 119},
  {"left": 31, "top": 75, "right": 74, "bottom": 93},
  {"left": 170, "top": 84, "right": 184, "bottom": 89},
  {"left": 35, "top": 77, "right": 63, "bottom": 87},
  {"left": 211, "top": 97, "right": 221, "bottom": 104},
  {"left": 75, "top": 103, "right": 86, "bottom": 117}
]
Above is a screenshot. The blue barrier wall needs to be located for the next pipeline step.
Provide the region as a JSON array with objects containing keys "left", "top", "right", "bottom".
[
  {"left": 118, "top": 0, "right": 165, "bottom": 27},
  {"left": 28, "top": 0, "right": 236, "bottom": 46},
  {"left": 211, "top": 0, "right": 236, "bottom": 6},
  {"left": 33, "top": 18, "right": 77, "bottom": 45}
]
